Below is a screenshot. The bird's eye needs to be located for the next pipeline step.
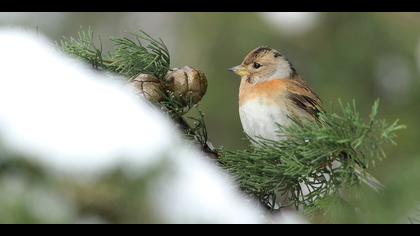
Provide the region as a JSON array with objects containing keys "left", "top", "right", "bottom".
[{"left": 253, "top": 62, "right": 262, "bottom": 69}]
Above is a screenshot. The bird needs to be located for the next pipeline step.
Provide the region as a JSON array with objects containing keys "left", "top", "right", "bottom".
[
  {"left": 229, "top": 46, "right": 384, "bottom": 194},
  {"left": 229, "top": 46, "right": 323, "bottom": 142}
]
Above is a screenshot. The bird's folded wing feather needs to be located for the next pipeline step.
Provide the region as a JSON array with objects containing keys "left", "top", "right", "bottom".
[{"left": 283, "top": 76, "right": 324, "bottom": 123}]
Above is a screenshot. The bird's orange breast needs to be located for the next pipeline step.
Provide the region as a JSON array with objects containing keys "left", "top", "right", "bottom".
[{"left": 239, "top": 79, "right": 288, "bottom": 106}]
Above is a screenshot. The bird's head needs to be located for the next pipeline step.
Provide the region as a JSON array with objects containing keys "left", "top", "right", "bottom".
[{"left": 229, "top": 46, "right": 296, "bottom": 84}]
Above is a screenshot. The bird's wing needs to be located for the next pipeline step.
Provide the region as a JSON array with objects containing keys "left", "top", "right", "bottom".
[{"left": 283, "top": 76, "right": 324, "bottom": 123}]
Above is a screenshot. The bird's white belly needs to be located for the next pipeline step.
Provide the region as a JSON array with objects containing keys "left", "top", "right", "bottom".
[{"left": 239, "top": 98, "right": 291, "bottom": 141}]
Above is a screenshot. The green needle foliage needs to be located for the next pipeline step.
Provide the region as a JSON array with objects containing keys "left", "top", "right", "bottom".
[
  {"left": 60, "top": 28, "right": 170, "bottom": 79},
  {"left": 60, "top": 28, "right": 107, "bottom": 70},
  {"left": 109, "top": 32, "right": 170, "bottom": 79},
  {"left": 220, "top": 100, "right": 405, "bottom": 210}
]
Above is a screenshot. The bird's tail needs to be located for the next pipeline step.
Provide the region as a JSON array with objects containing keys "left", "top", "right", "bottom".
[{"left": 354, "top": 165, "right": 385, "bottom": 192}]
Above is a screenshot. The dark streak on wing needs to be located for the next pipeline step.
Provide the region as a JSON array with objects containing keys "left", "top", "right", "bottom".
[
  {"left": 286, "top": 76, "right": 324, "bottom": 122},
  {"left": 288, "top": 93, "right": 322, "bottom": 120}
]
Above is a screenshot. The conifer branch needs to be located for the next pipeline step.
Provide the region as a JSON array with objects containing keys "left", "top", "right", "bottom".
[
  {"left": 59, "top": 29, "right": 217, "bottom": 158},
  {"left": 220, "top": 100, "right": 405, "bottom": 209}
]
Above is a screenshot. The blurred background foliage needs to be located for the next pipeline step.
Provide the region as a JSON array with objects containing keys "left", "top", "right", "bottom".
[{"left": 1, "top": 12, "right": 420, "bottom": 223}]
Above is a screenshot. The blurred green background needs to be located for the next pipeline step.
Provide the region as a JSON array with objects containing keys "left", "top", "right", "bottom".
[{"left": 1, "top": 12, "right": 419, "bottom": 183}]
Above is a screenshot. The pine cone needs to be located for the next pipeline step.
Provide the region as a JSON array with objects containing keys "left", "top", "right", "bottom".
[
  {"left": 128, "top": 74, "right": 165, "bottom": 103},
  {"left": 164, "top": 66, "right": 208, "bottom": 107}
]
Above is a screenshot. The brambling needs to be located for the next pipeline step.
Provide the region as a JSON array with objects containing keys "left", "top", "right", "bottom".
[
  {"left": 229, "top": 46, "right": 384, "bottom": 194},
  {"left": 229, "top": 46, "right": 323, "bottom": 142}
]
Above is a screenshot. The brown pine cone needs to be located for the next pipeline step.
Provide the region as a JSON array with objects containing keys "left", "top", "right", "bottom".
[{"left": 164, "top": 66, "right": 208, "bottom": 107}]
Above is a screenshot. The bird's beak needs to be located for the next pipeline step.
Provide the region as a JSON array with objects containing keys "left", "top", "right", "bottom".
[{"left": 228, "top": 65, "right": 249, "bottom": 78}]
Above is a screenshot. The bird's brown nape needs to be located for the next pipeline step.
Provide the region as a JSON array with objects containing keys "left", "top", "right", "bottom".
[{"left": 287, "top": 60, "right": 298, "bottom": 77}]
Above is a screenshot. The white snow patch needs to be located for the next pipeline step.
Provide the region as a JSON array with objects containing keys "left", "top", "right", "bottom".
[
  {"left": 151, "top": 145, "right": 267, "bottom": 223},
  {"left": 0, "top": 28, "right": 176, "bottom": 178}
]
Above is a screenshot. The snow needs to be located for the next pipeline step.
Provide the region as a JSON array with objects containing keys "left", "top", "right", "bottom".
[
  {"left": 0, "top": 28, "right": 176, "bottom": 177},
  {"left": 151, "top": 146, "right": 266, "bottom": 223},
  {"left": 0, "top": 28, "right": 306, "bottom": 223}
]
